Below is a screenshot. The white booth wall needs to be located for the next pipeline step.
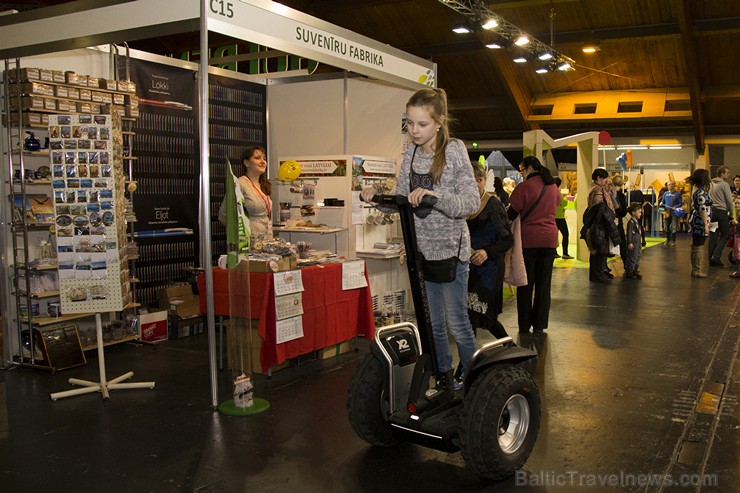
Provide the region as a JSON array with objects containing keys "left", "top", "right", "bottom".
[{"left": 268, "top": 77, "right": 413, "bottom": 309}]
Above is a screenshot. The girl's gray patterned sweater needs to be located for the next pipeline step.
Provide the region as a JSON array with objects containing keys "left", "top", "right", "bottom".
[{"left": 393, "top": 139, "right": 480, "bottom": 262}]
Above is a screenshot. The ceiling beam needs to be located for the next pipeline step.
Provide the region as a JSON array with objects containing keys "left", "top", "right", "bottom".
[
  {"left": 488, "top": 48, "right": 532, "bottom": 130},
  {"left": 449, "top": 96, "right": 510, "bottom": 110},
  {"left": 401, "top": 17, "right": 740, "bottom": 57},
  {"left": 702, "top": 86, "right": 740, "bottom": 102},
  {"left": 675, "top": 0, "right": 705, "bottom": 153}
]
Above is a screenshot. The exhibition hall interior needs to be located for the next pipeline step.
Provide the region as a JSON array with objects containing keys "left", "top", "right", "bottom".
[{"left": 0, "top": 1, "right": 738, "bottom": 492}]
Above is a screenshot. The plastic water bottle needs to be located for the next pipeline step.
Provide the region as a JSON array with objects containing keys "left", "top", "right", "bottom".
[{"left": 234, "top": 374, "right": 254, "bottom": 408}]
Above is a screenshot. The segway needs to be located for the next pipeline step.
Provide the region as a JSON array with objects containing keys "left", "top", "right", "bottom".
[{"left": 347, "top": 194, "right": 541, "bottom": 480}]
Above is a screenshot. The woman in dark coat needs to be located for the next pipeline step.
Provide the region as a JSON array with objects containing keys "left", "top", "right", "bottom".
[
  {"left": 467, "top": 163, "right": 513, "bottom": 338},
  {"left": 582, "top": 168, "right": 621, "bottom": 283}
]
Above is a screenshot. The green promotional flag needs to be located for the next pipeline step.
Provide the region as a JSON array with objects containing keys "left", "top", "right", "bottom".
[{"left": 225, "top": 158, "right": 250, "bottom": 268}]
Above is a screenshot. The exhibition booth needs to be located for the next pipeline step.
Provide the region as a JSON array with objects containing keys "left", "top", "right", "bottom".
[{"left": 0, "top": 0, "right": 434, "bottom": 405}]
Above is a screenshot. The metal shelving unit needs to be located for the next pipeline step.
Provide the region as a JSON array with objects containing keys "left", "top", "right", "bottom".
[{"left": 1, "top": 55, "right": 141, "bottom": 370}]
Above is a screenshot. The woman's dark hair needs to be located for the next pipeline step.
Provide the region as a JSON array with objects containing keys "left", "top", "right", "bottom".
[
  {"left": 686, "top": 168, "right": 710, "bottom": 190},
  {"left": 519, "top": 156, "right": 554, "bottom": 185},
  {"left": 241, "top": 145, "right": 271, "bottom": 195},
  {"left": 493, "top": 176, "right": 505, "bottom": 195},
  {"left": 591, "top": 168, "right": 609, "bottom": 181}
]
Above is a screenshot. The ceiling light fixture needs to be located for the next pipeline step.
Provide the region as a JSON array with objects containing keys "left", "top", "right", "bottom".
[
  {"left": 481, "top": 19, "right": 498, "bottom": 30},
  {"left": 535, "top": 66, "right": 549, "bottom": 74},
  {"left": 582, "top": 43, "right": 601, "bottom": 53},
  {"left": 453, "top": 26, "right": 471, "bottom": 34},
  {"left": 439, "top": 0, "right": 576, "bottom": 74},
  {"left": 513, "top": 56, "right": 527, "bottom": 63}
]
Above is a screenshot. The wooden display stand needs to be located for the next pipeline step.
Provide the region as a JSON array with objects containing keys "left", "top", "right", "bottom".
[{"left": 50, "top": 313, "right": 155, "bottom": 401}]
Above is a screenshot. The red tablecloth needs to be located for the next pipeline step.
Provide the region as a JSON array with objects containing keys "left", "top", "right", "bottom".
[{"left": 197, "top": 263, "right": 375, "bottom": 371}]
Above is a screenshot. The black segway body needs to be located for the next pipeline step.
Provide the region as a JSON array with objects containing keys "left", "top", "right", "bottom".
[{"left": 347, "top": 194, "right": 541, "bottom": 480}]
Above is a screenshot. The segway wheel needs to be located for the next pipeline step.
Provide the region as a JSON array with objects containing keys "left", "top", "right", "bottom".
[
  {"left": 346, "top": 353, "right": 398, "bottom": 447},
  {"left": 459, "top": 365, "right": 540, "bottom": 480}
]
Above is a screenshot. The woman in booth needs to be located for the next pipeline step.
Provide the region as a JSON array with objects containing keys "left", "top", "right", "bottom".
[{"left": 219, "top": 145, "right": 273, "bottom": 240}]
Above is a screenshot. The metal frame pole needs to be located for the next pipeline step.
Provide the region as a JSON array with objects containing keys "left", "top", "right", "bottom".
[{"left": 198, "top": 0, "right": 218, "bottom": 408}]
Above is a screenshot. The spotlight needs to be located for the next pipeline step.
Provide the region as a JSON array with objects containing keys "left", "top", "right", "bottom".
[
  {"left": 486, "top": 42, "right": 502, "bottom": 49},
  {"left": 453, "top": 26, "right": 471, "bottom": 34},
  {"left": 513, "top": 56, "right": 527, "bottom": 63},
  {"left": 481, "top": 19, "right": 498, "bottom": 30},
  {"left": 536, "top": 66, "right": 549, "bottom": 74},
  {"left": 514, "top": 35, "right": 530, "bottom": 46},
  {"left": 538, "top": 51, "right": 553, "bottom": 61},
  {"left": 557, "top": 61, "right": 572, "bottom": 71},
  {"left": 582, "top": 43, "right": 601, "bottom": 53}
]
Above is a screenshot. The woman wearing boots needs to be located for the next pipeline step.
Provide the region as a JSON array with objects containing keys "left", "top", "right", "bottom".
[{"left": 686, "top": 169, "right": 712, "bottom": 278}]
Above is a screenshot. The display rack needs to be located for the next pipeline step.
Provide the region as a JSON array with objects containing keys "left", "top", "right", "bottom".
[{"left": 1, "top": 58, "right": 142, "bottom": 371}]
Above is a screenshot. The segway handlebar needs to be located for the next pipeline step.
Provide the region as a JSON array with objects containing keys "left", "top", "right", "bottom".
[{"left": 361, "top": 194, "right": 438, "bottom": 209}]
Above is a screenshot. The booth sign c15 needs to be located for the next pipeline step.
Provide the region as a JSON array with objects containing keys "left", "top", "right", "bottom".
[{"left": 210, "top": 0, "right": 234, "bottom": 18}]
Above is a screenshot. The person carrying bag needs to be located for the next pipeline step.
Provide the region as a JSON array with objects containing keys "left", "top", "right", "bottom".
[{"left": 507, "top": 156, "right": 560, "bottom": 334}]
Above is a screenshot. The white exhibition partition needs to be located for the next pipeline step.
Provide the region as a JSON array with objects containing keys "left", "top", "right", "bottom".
[
  {"left": 524, "top": 129, "right": 599, "bottom": 262},
  {"left": 268, "top": 77, "right": 414, "bottom": 301}
]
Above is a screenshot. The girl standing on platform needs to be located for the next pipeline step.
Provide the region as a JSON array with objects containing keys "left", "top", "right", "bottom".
[
  {"left": 219, "top": 145, "right": 273, "bottom": 240},
  {"left": 360, "top": 88, "right": 480, "bottom": 392}
]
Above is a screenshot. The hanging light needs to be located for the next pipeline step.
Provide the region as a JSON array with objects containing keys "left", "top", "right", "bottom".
[
  {"left": 538, "top": 51, "right": 553, "bottom": 61},
  {"left": 582, "top": 43, "right": 601, "bottom": 53},
  {"left": 536, "top": 66, "right": 549, "bottom": 74},
  {"left": 557, "top": 60, "right": 572, "bottom": 71},
  {"left": 486, "top": 42, "right": 502, "bottom": 49},
  {"left": 453, "top": 26, "right": 471, "bottom": 34},
  {"left": 514, "top": 35, "right": 530, "bottom": 46},
  {"left": 481, "top": 18, "right": 498, "bottom": 30},
  {"left": 513, "top": 56, "right": 527, "bottom": 63}
]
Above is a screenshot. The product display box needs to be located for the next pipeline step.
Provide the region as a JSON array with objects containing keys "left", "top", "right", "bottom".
[
  {"left": 157, "top": 284, "right": 200, "bottom": 319},
  {"left": 139, "top": 310, "right": 168, "bottom": 343},
  {"left": 225, "top": 320, "right": 288, "bottom": 374},
  {"left": 236, "top": 256, "right": 298, "bottom": 273},
  {"left": 319, "top": 339, "right": 352, "bottom": 359}
]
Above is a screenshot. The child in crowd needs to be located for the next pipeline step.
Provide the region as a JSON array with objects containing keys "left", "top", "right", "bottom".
[{"left": 625, "top": 202, "right": 646, "bottom": 279}]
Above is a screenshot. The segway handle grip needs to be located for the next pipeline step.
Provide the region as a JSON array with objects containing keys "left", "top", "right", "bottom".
[{"left": 361, "top": 194, "right": 438, "bottom": 208}]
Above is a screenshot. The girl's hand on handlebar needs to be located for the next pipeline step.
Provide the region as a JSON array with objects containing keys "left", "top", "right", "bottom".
[
  {"left": 408, "top": 188, "right": 435, "bottom": 207},
  {"left": 360, "top": 187, "right": 378, "bottom": 205}
]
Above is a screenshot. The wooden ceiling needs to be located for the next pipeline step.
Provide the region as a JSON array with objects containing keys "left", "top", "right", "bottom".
[{"left": 7, "top": 0, "right": 740, "bottom": 151}]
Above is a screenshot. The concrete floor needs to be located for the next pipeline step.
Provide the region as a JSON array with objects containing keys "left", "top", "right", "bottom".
[{"left": 1, "top": 236, "right": 738, "bottom": 492}]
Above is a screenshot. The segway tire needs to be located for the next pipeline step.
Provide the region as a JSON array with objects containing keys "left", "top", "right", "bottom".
[
  {"left": 347, "top": 353, "right": 398, "bottom": 447},
  {"left": 459, "top": 365, "right": 541, "bottom": 480}
]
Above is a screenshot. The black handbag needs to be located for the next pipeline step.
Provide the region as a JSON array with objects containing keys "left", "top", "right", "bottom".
[{"left": 420, "top": 232, "right": 463, "bottom": 283}]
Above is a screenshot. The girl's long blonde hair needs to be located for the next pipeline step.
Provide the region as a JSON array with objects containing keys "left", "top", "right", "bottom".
[{"left": 407, "top": 88, "right": 453, "bottom": 184}]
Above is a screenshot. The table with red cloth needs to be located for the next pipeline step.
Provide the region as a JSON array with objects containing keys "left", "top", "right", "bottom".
[{"left": 197, "top": 262, "right": 375, "bottom": 372}]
